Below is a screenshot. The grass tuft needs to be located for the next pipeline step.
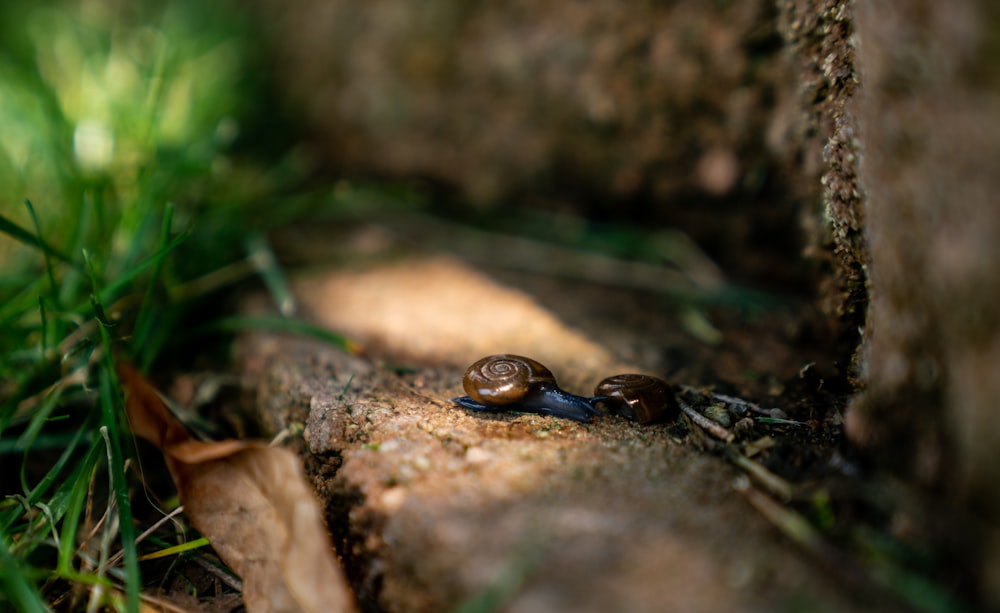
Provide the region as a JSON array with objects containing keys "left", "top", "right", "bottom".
[{"left": 0, "top": 0, "right": 320, "bottom": 609}]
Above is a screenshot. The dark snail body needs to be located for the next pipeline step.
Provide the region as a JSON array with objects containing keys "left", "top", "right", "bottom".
[
  {"left": 593, "top": 374, "right": 677, "bottom": 424},
  {"left": 453, "top": 354, "right": 600, "bottom": 422},
  {"left": 452, "top": 384, "right": 602, "bottom": 422}
]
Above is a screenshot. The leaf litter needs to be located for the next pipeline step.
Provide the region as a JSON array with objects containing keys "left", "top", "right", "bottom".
[{"left": 118, "top": 362, "right": 356, "bottom": 613}]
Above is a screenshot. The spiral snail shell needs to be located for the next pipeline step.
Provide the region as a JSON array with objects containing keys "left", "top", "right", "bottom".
[
  {"left": 593, "top": 374, "right": 677, "bottom": 424},
  {"left": 453, "top": 354, "right": 600, "bottom": 422},
  {"left": 462, "top": 354, "right": 556, "bottom": 405}
]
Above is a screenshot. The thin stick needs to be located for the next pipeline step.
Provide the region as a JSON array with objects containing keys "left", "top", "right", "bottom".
[
  {"left": 735, "top": 478, "right": 832, "bottom": 553},
  {"left": 106, "top": 505, "right": 186, "bottom": 568},
  {"left": 733, "top": 478, "right": 869, "bottom": 588},
  {"left": 137, "top": 590, "right": 197, "bottom": 613},
  {"left": 726, "top": 449, "right": 794, "bottom": 501},
  {"left": 709, "top": 391, "right": 781, "bottom": 416},
  {"left": 677, "top": 398, "right": 734, "bottom": 443},
  {"left": 192, "top": 555, "right": 243, "bottom": 592}
]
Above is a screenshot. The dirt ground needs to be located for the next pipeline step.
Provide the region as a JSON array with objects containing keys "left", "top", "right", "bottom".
[{"left": 227, "top": 228, "right": 914, "bottom": 612}]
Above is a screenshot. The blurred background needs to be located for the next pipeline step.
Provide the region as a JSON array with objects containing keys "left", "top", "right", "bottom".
[
  {"left": 6, "top": 0, "right": 1000, "bottom": 609},
  {"left": 0, "top": 0, "right": 828, "bottom": 296}
]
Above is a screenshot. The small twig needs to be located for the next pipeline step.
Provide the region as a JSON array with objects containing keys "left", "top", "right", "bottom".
[
  {"left": 725, "top": 448, "right": 794, "bottom": 501},
  {"left": 13, "top": 367, "right": 92, "bottom": 422},
  {"left": 106, "top": 505, "right": 186, "bottom": 569},
  {"left": 710, "top": 392, "right": 782, "bottom": 416},
  {"left": 35, "top": 502, "right": 60, "bottom": 553},
  {"left": 677, "top": 398, "right": 734, "bottom": 443},
  {"left": 735, "top": 477, "right": 835, "bottom": 555},
  {"left": 737, "top": 478, "right": 964, "bottom": 611},
  {"left": 678, "top": 386, "right": 782, "bottom": 417},
  {"left": 192, "top": 555, "right": 243, "bottom": 592},
  {"left": 733, "top": 478, "right": 871, "bottom": 589},
  {"left": 393, "top": 380, "right": 458, "bottom": 409},
  {"left": 171, "top": 259, "right": 257, "bottom": 303},
  {"left": 136, "top": 591, "right": 197, "bottom": 613},
  {"left": 93, "top": 428, "right": 118, "bottom": 611},
  {"left": 269, "top": 428, "right": 292, "bottom": 446}
]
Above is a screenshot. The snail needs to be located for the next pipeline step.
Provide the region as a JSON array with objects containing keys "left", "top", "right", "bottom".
[
  {"left": 592, "top": 373, "right": 677, "bottom": 424},
  {"left": 452, "top": 355, "right": 680, "bottom": 424},
  {"left": 452, "top": 354, "right": 601, "bottom": 422}
]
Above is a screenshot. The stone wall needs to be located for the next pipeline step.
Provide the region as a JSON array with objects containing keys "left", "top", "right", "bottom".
[
  {"left": 785, "top": 0, "right": 1000, "bottom": 600},
  {"left": 775, "top": 0, "right": 868, "bottom": 370},
  {"left": 850, "top": 0, "right": 1000, "bottom": 586},
  {"left": 251, "top": 0, "right": 809, "bottom": 282}
]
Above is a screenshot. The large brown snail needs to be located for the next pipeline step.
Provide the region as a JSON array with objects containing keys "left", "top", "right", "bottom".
[
  {"left": 452, "top": 354, "right": 601, "bottom": 422},
  {"left": 452, "top": 355, "right": 678, "bottom": 424}
]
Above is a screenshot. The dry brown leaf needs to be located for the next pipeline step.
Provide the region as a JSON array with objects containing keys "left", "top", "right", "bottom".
[{"left": 118, "top": 362, "right": 356, "bottom": 613}]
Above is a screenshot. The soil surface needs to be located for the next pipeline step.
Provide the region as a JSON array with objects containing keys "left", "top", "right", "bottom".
[{"left": 230, "top": 232, "right": 892, "bottom": 612}]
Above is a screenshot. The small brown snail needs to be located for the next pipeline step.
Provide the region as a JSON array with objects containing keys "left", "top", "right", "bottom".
[
  {"left": 593, "top": 374, "right": 677, "bottom": 424},
  {"left": 453, "top": 354, "right": 600, "bottom": 422}
]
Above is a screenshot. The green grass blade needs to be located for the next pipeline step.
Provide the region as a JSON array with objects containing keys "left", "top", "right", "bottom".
[
  {"left": 0, "top": 424, "right": 88, "bottom": 535},
  {"left": 14, "top": 386, "right": 63, "bottom": 455},
  {"left": 246, "top": 232, "right": 296, "bottom": 316},
  {"left": 133, "top": 204, "right": 174, "bottom": 368},
  {"left": 17, "top": 387, "right": 64, "bottom": 497},
  {"left": 138, "top": 536, "right": 210, "bottom": 561},
  {"left": 0, "top": 275, "right": 49, "bottom": 325},
  {"left": 81, "top": 229, "right": 189, "bottom": 310},
  {"left": 0, "top": 430, "right": 81, "bottom": 454},
  {"left": 97, "top": 356, "right": 140, "bottom": 612},
  {"left": 19, "top": 420, "right": 87, "bottom": 512},
  {"left": 56, "top": 437, "right": 103, "bottom": 575},
  {"left": 58, "top": 189, "right": 96, "bottom": 308},
  {"left": 24, "top": 200, "right": 59, "bottom": 302},
  {"left": 0, "top": 210, "right": 77, "bottom": 270},
  {"left": 85, "top": 256, "right": 140, "bottom": 611},
  {"left": 37, "top": 296, "right": 48, "bottom": 358},
  {"left": 89, "top": 294, "right": 115, "bottom": 328},
  {"left": 0, "top": 528, "right": 52, "bottom": 613}
]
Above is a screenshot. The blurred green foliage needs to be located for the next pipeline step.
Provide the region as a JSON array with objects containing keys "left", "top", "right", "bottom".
[
  {"left": 0, "top": 1, "right": 291, "bottom": 609},
  {"left": 0, "top": 0, "right": 260, "bottom": 262}
]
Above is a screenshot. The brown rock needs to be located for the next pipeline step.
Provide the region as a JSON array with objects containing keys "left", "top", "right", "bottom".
[
  {"left": 249, "top": 0, "right": 809, "bottom": 284},
  {"left": 251, "top": 0, "right": 782, "bottom": 207},
  {"left": 774, "top": 0, "right": 868, "bottom": 371},
  {"left": 236, "top": 257, "right": 872, "bottom": 611},
  {"left": 849, "top": 0, "right": 1000, "bottom": 548}
]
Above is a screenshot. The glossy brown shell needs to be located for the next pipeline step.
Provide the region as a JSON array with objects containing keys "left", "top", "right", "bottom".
[
  {"left": 462, "top": 354, "right": 557, "bottom": 405},
  {"left": 594, "top": 374, "right": 677, "bottom": 424}
]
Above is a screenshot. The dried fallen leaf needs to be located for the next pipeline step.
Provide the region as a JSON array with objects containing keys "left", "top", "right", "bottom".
[{"left": 118, "top": 362, "right": 356, "bottom": 613}]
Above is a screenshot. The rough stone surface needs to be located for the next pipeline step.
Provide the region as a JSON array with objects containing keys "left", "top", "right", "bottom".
[
  {"left": 773, "top": 0, "right": 868, "bottom": 374},
  {"left": 252, "top": 0, "right": 782, "bottom": 205},
  {"left": 235, "top": 255, "right": 875, "bottom": 612},
  {"left": 846, "top": 0, "right": 1000, "bottom": 587},
  {"left": 248, "top": 0, "right": 810, "bottom": 286}
]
